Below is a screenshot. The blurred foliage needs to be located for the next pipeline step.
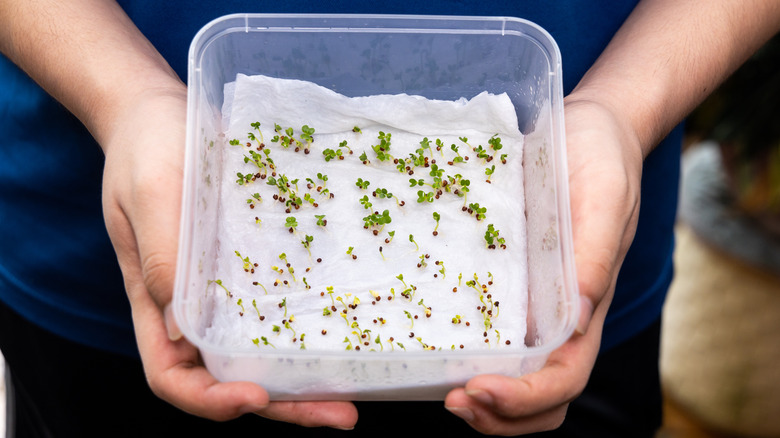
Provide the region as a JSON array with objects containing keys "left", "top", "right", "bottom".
[{"left": 687, "top": 34, "right": 780, "bottom": 227}]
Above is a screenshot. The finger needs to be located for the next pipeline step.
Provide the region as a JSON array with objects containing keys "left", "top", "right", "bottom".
[
  {"left": 450, "top": 335, "right": 596, "bottom": 414},
  {"left": 257, "top": 401, "right": 359, "bottom": 430},
  {"left": 131, "top": 281, "right": 272, "bottom": 421},
  {"left": 155, "top": 364, "right": 271, "bottom": 421},
  {"left": 443, "top": 324, "right": 601, "bottom": 435},
  {"left": 446, "top": 387, "right": 568, "bottom": 436}
]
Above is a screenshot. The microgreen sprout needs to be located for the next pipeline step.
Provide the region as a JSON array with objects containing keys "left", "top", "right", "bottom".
[
  {"left": 385, "top": 230, "right": 396, "bottom": 244},
  {"left": 419, "top": 137, "right": 434, "bottom": 159},
  {"left": 374, "top": 334, "right": 384, "bottom": 352},
  {"left": 322, "top": 306, "right": 332, "bottom": 316},
  {"left": 396, "top": 274, "right": 408, "bottom": 290},
  {"left": 303, "top": 193, "right": 318, "bottom": 207},
  {"left": 359, "top": 151, "right": 370, "bottom": 165},
  {"left": 352, "top": 126, "right": 362, "bottom": 133},
  {"left": 266, "top": 174, "right": 290, "bottom": 195},
  {"left": 246, "top": 193, "right": 262, "bottom": 209},
  {"left": 488, "top": 134, "right": 503, "bottom": 155},
  {"left": 271, "top": 253, "right": 296, "bottom": 281},
  {"left": 408, "top": 234, "right": 419, "bottom": 251},
  {"left": 432, "top": 212, "right": 441, "bottom": 236},
  {"left": 359, "top": 195, "right": 373, "bottom": 210},
  {"left": 278, "top": 297, "right": 288, "bottom": 317},
  {"left": 404, "top": 310, "right": 414, "bottom": 328},
  {"left": 300, "top": 125, "right": 315, "bottom": 145},
  {"left": 417, "top": 298, "right": 432, "bottom": 318},
  {"left": 417, "top": 253, "right": 428, "bottom": 268},
  {"left": 396, "top": 342, "right": 406, "bottom": 351},
  {"left": 285, "top": 216, "right": 298, "bottom": 233},
  {"left": 338, "top": 140, "right": 353, "bottom": 155},
  {"left": 283, "top": 318, "right": 297, "bottom": 340},
  {"left": 326, "top": 286, "right": 335, "bottom": 305},
  {"left": 254, "top": 336, "right": 275, "bottom": 348},
  {"left": 484, "top": 224, "right": 507, "bottom": 249},
  {"left": 250, "top": 121, "right": 265, "bottom": 143},
  {"left": 418, "top": 337, "right": 436, "bottom": 351},
  {"left": 485, "top": 164, "right": 496, "bottom": 182},
  {"left": 234, "top": 251, "right": 257, "bottom": 273},
  {"left": 343, "top": 336, "right": 354, "bottom": 351},
  {"left": 435, "top": 138, "right": 445, "bottom": 154},
  {"left": 467, "top": 203, "right": 487, "bottom": 221},
  {"left": 374, "top": 187, "right": 402, "bottom": 206},
  {"left": 450, "top": 174, "right": 471, "bottom": 203},
  {"left": 243, "top": 150, "right": 270, "bottom": 177},
  {"left": 451, "top": 314, "right": 463, "bottom": 324},
  {"left": 252, "top": 281, "right": 268, "bottom": 294},
  {"left": 315, "top": 214, "right": 327, "bottom": 227},
  {"left": 429, "top": 163, "right": 445, "bottom": 179},
  {"left": 235, "top": 172, "right": 253, "bottom": 186},
  {"left": 362, "top": 209, "right": 392, "bottom": 232},
  {"left": 346, "top": 246, "right": 356, "bottom": 260},
  {"left": 301, "top": 235, "right": 314, "bottom": 256},
  {"left": 236, "top": 298, "right": 245, "bottom": 316},
  {"left": 474, "top": 144, "right": 490, "bottom": 161},
  {"left": 395, "top": 157, "right": 408, "bottom": 174},
  {"left": 372, "top": 131, "right": 393, "bottom": 162},
  {"left": 229, "top": 139, "right": 240, "bottom": 146},
  {"left": 322, "top": 147, "right": 343, "bottom": 162},
  {"left": 416, "top": 190, "right": 434, "bottom": 203},
  {"left": 435, "top": 260, "right": 446, "bottom": 278},
  {"left": 317, "top": 173, "right": 328, "bottom": 186},
  {"left": 500, "top": 153, "right": 508, "bottom": 164},
  {"left": 251, "top": 299, "right": 264, "bottom": 321},
  {"left": 355, "top": 178, "right": 370, "bottom": 190},
  {"left": 448, "top": 143, "right": 465, "bottom": 164}
]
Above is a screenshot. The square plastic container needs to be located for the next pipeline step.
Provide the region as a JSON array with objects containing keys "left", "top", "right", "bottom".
[{"left": 175, "top": 14, "right": 577, "bottom": 400}]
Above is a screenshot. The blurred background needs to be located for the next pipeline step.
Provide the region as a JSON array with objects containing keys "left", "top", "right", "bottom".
[{"left": 657, "top": 34, "right": 780, "bottom": 438}]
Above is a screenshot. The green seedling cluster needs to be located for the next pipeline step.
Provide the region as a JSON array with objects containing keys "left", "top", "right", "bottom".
[{"left": 228, "top": 119, "right": 518, "bottom": 352}]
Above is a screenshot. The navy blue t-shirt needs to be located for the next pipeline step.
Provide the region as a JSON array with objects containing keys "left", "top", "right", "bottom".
[{"left": 0, "top": 0, "right": 679, "bottom": 357}]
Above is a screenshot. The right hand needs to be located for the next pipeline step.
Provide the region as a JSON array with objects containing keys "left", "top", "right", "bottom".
[{"left": 101, "top": 85, "right": 359, "bottom": 428}]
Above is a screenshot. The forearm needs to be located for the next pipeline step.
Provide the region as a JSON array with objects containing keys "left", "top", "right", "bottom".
[
  {"left": 0, "top": 0, "right": 183, "bottom": 149},
  {"left": 569, "top": 0, "right": 780, "bottom": 157}
]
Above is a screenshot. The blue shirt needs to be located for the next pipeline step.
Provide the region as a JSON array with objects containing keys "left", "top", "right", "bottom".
[{"left": 0, "top": 0, "right": 678, "bottom": 356}]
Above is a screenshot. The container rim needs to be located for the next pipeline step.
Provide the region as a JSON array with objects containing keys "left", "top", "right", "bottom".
[
  {"left": 177, "top": 12, "right": 577, "bottom": 368},
  {"left": 187, "top": 13, "right": 562, "bottom": 72}
]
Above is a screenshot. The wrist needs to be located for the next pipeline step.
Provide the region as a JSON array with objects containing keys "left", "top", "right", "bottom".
[{"left": 95, "top": 79, "right": 187, "bottom": 155}]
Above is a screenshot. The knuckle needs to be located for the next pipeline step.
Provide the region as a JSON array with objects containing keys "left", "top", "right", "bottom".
[{"left": 141, "top": 250, "right": 176, "bottom": 300}]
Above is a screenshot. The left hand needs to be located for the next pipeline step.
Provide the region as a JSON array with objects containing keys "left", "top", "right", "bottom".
[{"left": 443, "top": 97, "right": 644, "bottom": 435}]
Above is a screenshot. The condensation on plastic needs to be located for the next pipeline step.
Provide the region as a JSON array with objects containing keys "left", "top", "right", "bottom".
[{"left": 175, "top": 14, "right": 577, "bottom": 400}]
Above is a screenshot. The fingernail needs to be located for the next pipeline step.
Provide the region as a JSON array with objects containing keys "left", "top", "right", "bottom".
[
  {"left": 445, "top": 406, "right": 475, "bottom": 423},
  {"left": 331, "top": 425, "right": 355, "bottom": 431},
  {"left": 242, "top": 403, "right": 270, "bottom": 414},
  {"left": 164, "top": 304, "right": 183, "bottom": 341},
  {"left": 465, "top": 389, "right": 494, "bottom": 407},
  {"left": 576, "top": 295, "right": 594, "bottom": 335}
]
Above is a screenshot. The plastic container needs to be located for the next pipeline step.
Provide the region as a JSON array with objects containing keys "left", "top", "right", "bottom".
[{"left": 175, "top": 14, "right": 577, "bottom": 400}]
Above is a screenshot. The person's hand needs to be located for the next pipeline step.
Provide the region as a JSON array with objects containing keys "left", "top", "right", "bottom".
[
  {"left": 100, "top": 86, "right": 359, "bottom": 428},
  {"left": 443, "top": 97, "right": 644, "bottom": 435}
]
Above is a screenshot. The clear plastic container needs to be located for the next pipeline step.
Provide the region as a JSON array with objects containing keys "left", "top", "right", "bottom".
[{"left": 175, "top": 14, "right": 577, "bottom": 400}]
